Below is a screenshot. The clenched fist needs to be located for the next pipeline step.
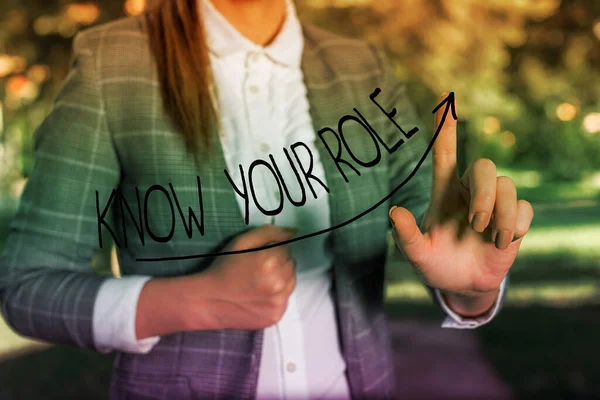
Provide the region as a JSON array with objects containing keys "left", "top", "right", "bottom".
[{"left": 191, "top": 225, "right": 297, "bottom": 330}]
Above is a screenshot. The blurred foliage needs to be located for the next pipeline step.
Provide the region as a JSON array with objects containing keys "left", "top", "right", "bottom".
[
  {"left": 0, "top": 0, "right": 598, "bottom": 193},
  {"left": 0, "top": 0, "right": 141, "bottom": 195},
  {"left": 298, "top": 0, "right": 600, "bottom": 181}
]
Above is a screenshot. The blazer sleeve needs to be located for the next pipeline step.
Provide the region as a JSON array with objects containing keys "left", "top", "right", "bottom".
[{"left": 0, "top": 30, "right": 121, "bottom": 349}]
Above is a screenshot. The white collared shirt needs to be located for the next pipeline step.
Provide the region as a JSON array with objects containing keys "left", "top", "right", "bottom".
[
  {"left": 92, "top": 1, "right": 505, "bottom": 398},
  {"left": 202, "top": 0, "right": 349, "bottom": 397}
]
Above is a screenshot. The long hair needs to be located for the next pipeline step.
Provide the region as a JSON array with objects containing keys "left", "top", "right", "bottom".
[{"left": 144, "top": 0, "right": 215, "bottom": 158}]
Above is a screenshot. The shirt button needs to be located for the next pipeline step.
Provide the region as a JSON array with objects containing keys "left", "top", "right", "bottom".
[
  {"left": 260, "top": 143, "right": 270, "bottom": 153},
  {"left": 249, "top": 85, "right": 260, "bottom": 94},
  {"left": 248, "top": 52, "right": 260, "bottom": 63},
  {"left": 286, "top": 362, "right": 297, "bottom": 373}
]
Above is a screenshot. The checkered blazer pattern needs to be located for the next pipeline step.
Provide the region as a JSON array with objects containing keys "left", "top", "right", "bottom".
[{"left": 0, "top": 14, "right": 434, "bottom": 399}]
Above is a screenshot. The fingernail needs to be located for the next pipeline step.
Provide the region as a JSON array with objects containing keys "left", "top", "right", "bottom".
[
  {"left": 388, "top": 206, "right": 397, "bottom": 227},
  {"left": 495, "top": 230, "right": 513, "bottom": 250},
  {"left": 471, "top": 212, "right": 489, "bottom": 233}
]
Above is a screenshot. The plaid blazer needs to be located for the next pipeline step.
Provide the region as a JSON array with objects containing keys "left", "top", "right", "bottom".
[{"left": 0, "top": 14, "right": 434, "bottom": 399}]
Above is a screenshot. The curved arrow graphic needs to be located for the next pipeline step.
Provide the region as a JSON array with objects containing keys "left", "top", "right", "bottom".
[{"left": 136, "top": 92, "right": 457, "bottom": 262}]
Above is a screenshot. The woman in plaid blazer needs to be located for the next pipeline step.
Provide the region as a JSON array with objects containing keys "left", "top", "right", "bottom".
[{"left": 0, "top": 0, "right": 532, "bottom": 398}]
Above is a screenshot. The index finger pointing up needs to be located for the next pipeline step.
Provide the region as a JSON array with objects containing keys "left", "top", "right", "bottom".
[{"left": 431, "top": 92, "right": 459, "bottom": 206}]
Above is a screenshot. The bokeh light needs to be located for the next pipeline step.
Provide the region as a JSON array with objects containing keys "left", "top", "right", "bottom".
[
  {"left": 583, "top": 113, "right": 600, "bottom": 134},
  {"left": 500, "top": 131, "right": 517, "bottom": 148},
  {"left": 33, "top": 16, "right": 57, "bottom": 36},
  {"left": 57, "top": 18, "right": 78, "bottom": 38},
  {"left": 555, "top": 102, "right": 577, "bottom": 121},
  {"left": 65, "top": 3, "right": 100, "bottom": 25},
  {"left": 26, "top": 65, "right": 51, "bottom": 84},
  {"left": 483, "top": 116, "right": 501, "bottom": 135},
  {"left": 5, "top": 75, "right": 39, "bottom": 104},
  {"left": 125, "top": 0, "right": 146, "bottom": 16},
  {"left": 593, "top": 19, "right": 600, "bottom": 41},
  {"left": 0, "top": 55, "right": 26, "bottom": 78},
  {"left": 0, "top": 56, "right": 16, "bottom": 78}
]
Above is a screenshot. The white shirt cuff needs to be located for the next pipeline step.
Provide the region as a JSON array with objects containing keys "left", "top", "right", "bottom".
[
  {"left": 93, "top": 276, "right": 161, "bottom": 354},
  {"left": 435, "top": 276, "right": 507, "bottom": 329}
]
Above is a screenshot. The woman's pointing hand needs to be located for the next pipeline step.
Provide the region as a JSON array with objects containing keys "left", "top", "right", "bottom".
[{"left": 389, "top": 93, "right": 534, "bottom": 316}]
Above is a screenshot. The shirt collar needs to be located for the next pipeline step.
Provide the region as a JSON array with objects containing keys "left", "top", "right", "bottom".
[{"left": 201, "top": 0, "right": 303, "bottom": 68}]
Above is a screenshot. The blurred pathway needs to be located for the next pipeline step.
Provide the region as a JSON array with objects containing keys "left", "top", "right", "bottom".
[{"left": 390, "top": 319, "right": 513, "bottom": 400}]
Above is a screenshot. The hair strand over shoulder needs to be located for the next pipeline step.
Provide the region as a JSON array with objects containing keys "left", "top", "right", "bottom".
[{"left": 145, "top": 0, "right": 215, "bottom": 162}]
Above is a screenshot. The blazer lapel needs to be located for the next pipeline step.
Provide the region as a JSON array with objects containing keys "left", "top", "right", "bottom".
[
  {"left": 301, "top": 27, "right": 341, "bottom": 225},
  {"left": 299, "top": 24, "right": 390, "bottom": 268},
  {"left": 300, "top": 25, "right": 361, "bottom": 260}
]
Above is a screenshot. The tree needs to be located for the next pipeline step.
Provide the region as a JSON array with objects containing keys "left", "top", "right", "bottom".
[{"left": 298, "top": 0, "right": 600, "bottom": 180}]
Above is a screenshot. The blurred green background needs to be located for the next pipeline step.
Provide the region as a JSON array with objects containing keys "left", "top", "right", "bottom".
[{"left": 0, "top": 0, "right": 599, "bottom": 399}]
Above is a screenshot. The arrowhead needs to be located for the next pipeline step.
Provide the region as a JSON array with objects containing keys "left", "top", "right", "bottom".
[{"left": 431, "top": 92, "right": 457, "bottom": 121}]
